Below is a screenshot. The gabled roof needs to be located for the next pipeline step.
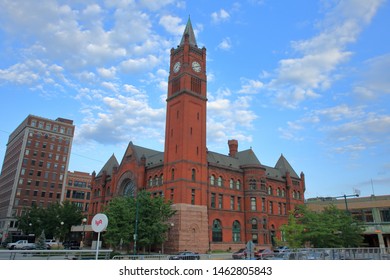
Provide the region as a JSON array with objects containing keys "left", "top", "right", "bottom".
[
  {"left": 97, "top": 154, "right": 119, "bottom": 177},
  {"left": 236, "top": 149, "right": 262, "bottom": 166},
  {"left": 121, "top": 141, "right": 163, "bottom": 166},
  {"left": 274, "top": 154, "right": 299, "bottom": 178},
  {"left": 180, "top": 17, "right": 197, "bottom": 47}
]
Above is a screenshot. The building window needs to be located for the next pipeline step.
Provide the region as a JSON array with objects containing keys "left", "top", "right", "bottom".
[
  {"left": 230, "top": 196, "right": 235, "bottom": 210},
  {"left": 380, "top": 209, "right": 390, "bottom": 222},
  {"left": 191, "top": 168, "right": 196, "bottom": 181},
  {"left": 232, "top": 221, "right": 241, "bottom": 242},
  {"left": 212, "top": 219, "right": 222, "bottom": 242},
  {"left": 236, "top": 180, "right": 241, "bottom": 190},
  {"left": 218, "top": 194, "right": 223, "bottom": 209},
  {"left": 211, "top": 193, "right": 216, "bottom": 208},
  {"left": 154, "top": 175, "right": 159, "bottom": 186},
  {"left": 251, "top": 218, "right": 258, "bottom": 230},
  {"left": 230, "top": 179, "right": 234, "bottom": 189},
  {"left": 251, "top": 197, "right": 257, "bottom": 211},
  {"left": 170, "top": 189, "right": 174, "bottom": 201},
  {"left": 282, "top": 189, "right": 285, "bottom": 197},
  {"left": 276, "top": 188, "right": 281, "bottom": 197},
  {"left": 210, "top": 175, "right": 215, "bottom": 185},
  {"left": 268, "top": 186, "right": 272, "bottom": 195},
  {"left": 262, "top": 197, "right": 266, "bottom": 212},
  {"left": 269, "top": 201, "right": 273, "bottom": 214},
  {"left": 237, "top": 197, "right": 241, "bottom": 211},
  {"left": 249, "top": 179, "right": 256, "bottom": 190},
  {"left": 252, "top": 234, "right": 258, "bottom": 244},
  {"left": 191, "top": 189, "right": 195, "bottom": 205},
  {"left": 217, "top": 176, "right": 223, "bottom": 187}
]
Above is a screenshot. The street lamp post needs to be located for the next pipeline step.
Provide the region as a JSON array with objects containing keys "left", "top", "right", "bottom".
[
  {"left": 60, "top": 221, "right": 64, "bottom": 242},
  {"left": 133, "top": 198, "right": 139, "bottom": 255},
  {"left": 81, "top": 218, "right": 87, "bottom": 249}
]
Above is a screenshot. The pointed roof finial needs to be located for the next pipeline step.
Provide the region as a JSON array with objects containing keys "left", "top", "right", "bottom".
[{"left": 180, "top": 16, "right": 197, "bottom": 47}]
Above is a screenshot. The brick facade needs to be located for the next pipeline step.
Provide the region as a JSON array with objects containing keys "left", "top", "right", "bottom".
[{"left": 89, "top": 19, "right": 305, "bottom": 253}]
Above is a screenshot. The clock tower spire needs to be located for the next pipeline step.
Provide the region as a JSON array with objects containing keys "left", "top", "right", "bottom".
[{"left": 163, "top": 18, "right": 209, "bottom": 252}]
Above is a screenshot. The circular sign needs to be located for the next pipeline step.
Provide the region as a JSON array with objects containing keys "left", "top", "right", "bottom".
[{"left": 91, "top": 213, "right": 108, "bottom": 233}]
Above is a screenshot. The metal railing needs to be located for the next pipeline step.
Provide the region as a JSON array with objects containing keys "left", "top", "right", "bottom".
[
  {"left": 112, "top": 247, "right": 389, "bottom": 260},
  {"left": 0, "top": 249, "right": 112, "bottom": 260}
]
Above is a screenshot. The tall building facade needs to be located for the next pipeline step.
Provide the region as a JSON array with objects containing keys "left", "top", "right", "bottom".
[
  {"left": 0, "top": 115, "right": 74, "bottom": 241},
  {"left": 89, "top": 19, "right": 305, "bottom": 253},
  {"left": 64, "top": 171, "right": 92, "bottom": 219}
]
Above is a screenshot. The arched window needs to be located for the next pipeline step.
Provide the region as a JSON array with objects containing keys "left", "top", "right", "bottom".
[
  {"left": 149, "top": 176, "right": 153, "bottom": 187},
  {"left": 236, "top": 180, "right": 241, "bottom": 190},
  {"left": 276, "top": 188, "right": 281, "bottom": 197},
  {"left": 230, "top": 179, "right": 234, "bottom": 189},
  {"left": 282, "top": 188, "right": 285, "bottom": 197},
  {"left": 292, "top": 190, "right": 296, "bottom": 199},
  {"left": 154, "top": 175, "right": 158, "bottom": 186},
  {"left": 210, "top": 175, "right": 215, "bottom": 185},
  {"left": 212, "top": 219, "right": 222, "bottom": 242},
  {"left": 217, "top": 176, "right": 223, "bottom": 187},
  {"left": 159, "top": 174, "right": 163, "bottom": 185},
  {"left": 297, "top": 191, "right": 301, "bottom": 199},
  {"left": 171, "top": 168, "right": 175, "bottom": 181},
  {"left": 251, "top": 218, "right": 258, "bottom": 230},
  {"left": 232, "top": 221, "right": 241, "bottom": 242},
  {"left": 268, "top": 186, "right": 273, "bottom": 195}
]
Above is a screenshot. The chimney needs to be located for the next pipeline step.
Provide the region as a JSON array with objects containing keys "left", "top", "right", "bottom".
[{"left": 228, "top": 139, "right": 238, "bottom": 157}]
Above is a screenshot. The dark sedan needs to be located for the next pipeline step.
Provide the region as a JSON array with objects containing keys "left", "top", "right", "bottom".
[{"left": 169, "top": 251, "right": 200, "bottom": 260}]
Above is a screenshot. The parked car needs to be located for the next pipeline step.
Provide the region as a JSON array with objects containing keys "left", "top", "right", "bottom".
[
  {"left": 63, "top": 240, "right": 80, "bottom": 250},
  {"left": 45, "top": 239, "right": 61, "bottom": 249},
  {"left": 232, "top": 248, "right": 247, "bottom": 259},
  {"left": 7, "top": 240, "right": 36, "bottom": 250},
  {"left": 255, "top": 248, "right": 274, "bottom": 260},
  {"left": 169, "top": 251, "right": 200, "bottom": 260},
  {"left": 273, "top": 246, "right": 290, "bottom": 253}
]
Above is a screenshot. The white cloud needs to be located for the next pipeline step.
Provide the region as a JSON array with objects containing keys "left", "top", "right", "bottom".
[
  {"left": 159, "top": 15, "right": 184, "bottom": 36},
  {"left": 238, "top": 79, "right": 263, "bottom": 94},
  {"left": 211, "top": 9, "right": 230, "bottom": 23},
  {"left": 97, "top": 67, "right": 117, "bottom": 79},
  {"left": 268, "top": 0, "right": 384, "bottom": 108},
  {"left": 77, "top": 93, "right": 166, "bottom": 144},
  {"left": 217, "top": 37, "right": 232, "bottom": 51},
  {"left": 354, "top": 53, "right": 390, "bottom": 99}
]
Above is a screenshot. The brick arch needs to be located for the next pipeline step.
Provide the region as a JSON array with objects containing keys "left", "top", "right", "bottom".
[{"left": 116, "top": 171, "right": 136, "bottom": 196}]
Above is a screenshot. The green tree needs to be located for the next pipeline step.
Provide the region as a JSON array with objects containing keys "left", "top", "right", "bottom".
[
  {"left": 103, "top": 190, "right": 176, "bottom": 252},
  {"left": 17, "top": 201, "right": 83, "bottom": 241},
  {"left": 281, "top": 204, "right": 364, "bottom": 248}
]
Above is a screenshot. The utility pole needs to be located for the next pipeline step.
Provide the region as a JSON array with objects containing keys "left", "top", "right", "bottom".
[{"left": 334, "top": 194, "right": 359, "bottom": 213}]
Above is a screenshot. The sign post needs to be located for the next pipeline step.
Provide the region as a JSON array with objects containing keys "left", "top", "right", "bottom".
[{"left": 91, "top": 213, "right": 108, "bottom": 260}]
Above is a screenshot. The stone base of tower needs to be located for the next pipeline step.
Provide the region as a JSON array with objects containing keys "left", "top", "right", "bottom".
[{"left": 164, "top": 203, "right": 209, "bottom": 254}]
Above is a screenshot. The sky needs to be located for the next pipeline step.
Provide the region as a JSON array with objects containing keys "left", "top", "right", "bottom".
[{"left": 0, "top": 0, "right": 389, "bottom": 199}]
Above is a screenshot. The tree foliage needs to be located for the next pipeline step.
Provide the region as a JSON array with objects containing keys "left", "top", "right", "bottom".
[
  {"left": 18, "top": 201, "right": 83, "bottom": 241},
  {"left": 103, "top": 190, "right": 176, "bottom": 252},
  {"left": 281, "top": 204, "right": 364, "bottom": 248}
]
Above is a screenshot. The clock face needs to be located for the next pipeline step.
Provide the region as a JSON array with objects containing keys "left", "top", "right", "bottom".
[
  {"left": 173, "top": 61, "right": 181, "bottom": 73},
  {"left": 192, "top": 61, "right": 201, "bottom": 73}
]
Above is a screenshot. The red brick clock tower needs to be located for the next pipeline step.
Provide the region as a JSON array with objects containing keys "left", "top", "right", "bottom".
[{"left": 163, "top": 18, "right": 209, "bottom": 252}]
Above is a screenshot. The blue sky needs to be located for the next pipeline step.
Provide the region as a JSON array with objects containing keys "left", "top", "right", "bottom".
[{"left": 0, "top": 0, "right": 389, "bottom": 199}]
